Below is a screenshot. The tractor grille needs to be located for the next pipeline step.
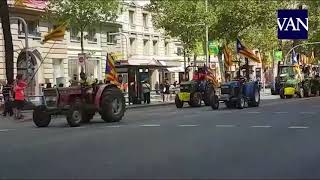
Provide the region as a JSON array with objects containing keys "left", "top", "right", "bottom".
[{"left": 221, "top": 86, "right": 231, "bottom": 94}]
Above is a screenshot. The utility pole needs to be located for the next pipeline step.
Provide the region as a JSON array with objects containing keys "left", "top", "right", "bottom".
[{"left": 205, "top": 0, "right": 209, "bottom": 66}]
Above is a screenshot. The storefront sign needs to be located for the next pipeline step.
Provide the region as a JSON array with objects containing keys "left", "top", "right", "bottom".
[{"left": 209, "top": 41, "right": 219, "bottom": 56}]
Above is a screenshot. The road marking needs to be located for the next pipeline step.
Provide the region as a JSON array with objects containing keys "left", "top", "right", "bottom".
[
  {"left": 251, "top": 125, "right": 272, "bottom": 128},
  {"left": 0, "top": 129, "right": 14, "bottom": 132},
  {"left": 300, "top": 112, "right": 316, "bottom": 115},
  {"left": 247, "top": 111, "right": 261, "bottom": 114},
  {"left": 178, "top": 124, "right": 199, "bottom": 127},
  {"left": 106, "top": 125, "right": 122, "bottom": 128},
  {"left": 274, "top": 112, "right": 289, "bottom": 114},
  {"left": 216, "top": 125, "right": 236, "bottom": 128},
  {"left": 140, "top": 124, "right": 161, "bottom": 127},
  {"left": 75, "top": 127, "right": 86, "bottom": 129},
  {"left": 288, "top": 126, "right": 309, "bottom": 129}
]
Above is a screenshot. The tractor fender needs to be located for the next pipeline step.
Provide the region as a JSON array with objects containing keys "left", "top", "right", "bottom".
[{"left": 94, "top": 84, "right": 118, "bottom": 109}]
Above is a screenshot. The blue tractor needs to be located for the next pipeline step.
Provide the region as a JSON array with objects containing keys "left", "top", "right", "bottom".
[{"left": 212, "top": 60, "right": 261, "bottom": 109}]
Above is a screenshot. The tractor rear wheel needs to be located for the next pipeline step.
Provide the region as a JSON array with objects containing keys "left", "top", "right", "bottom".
[
  {"left": 101, "top": 87, "right": 125, "bottom": 123},
  {"left": 204, "top": 84, "right": 213, "bottom": 106},
  {"left": 66, "top": 105, "right": 83, "bottom": 127},
  {"left": 33, "top": 105, "right": 51, "bottom": 128},
  {"left": 190, "top": 92, "right": 202, "bottom": 107},
  {"left": 249, "top": 86, "right": 260, "bottom": 107},
  {"left": 175, "top": 95, "right": 183, "bottom": 108}
]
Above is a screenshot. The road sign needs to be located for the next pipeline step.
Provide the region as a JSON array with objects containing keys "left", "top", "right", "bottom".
[{"left": 209, "top": 41, "right": 219, "bottom": 55}]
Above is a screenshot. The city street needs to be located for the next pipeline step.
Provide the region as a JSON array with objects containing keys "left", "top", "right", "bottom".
[{"left": 0, "top": 97, "right": 320, "bottom": 179}]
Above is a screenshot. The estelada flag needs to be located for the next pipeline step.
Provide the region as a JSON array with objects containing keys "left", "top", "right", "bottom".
[
  {"left": 106, "top": 53, "right": 120, "bottom": 86},
  {"left": 236, "top": 38, "right": 261, "bottom": 63},
  {"left": 223, "top": 45, "right": 233, "bottom": 71},
  {"left": 42, "top": 22, "right": 67, "bottom": 43}
]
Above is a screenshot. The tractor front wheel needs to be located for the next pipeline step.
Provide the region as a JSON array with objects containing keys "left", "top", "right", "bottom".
[
  {"left": 249, "top": 86, "right": 260, "bottom": 107},
  {"left": 237, "top": 96, "right": 245, "bottom": 109},
  {"left": 190, "top": 92, "right": 202, "bottom": 107},
  {"left": 33, "top": 105, "right": 51, "bottom": 128},
  {"left": 101, "top": 87, "right": 125, "bottom": 123},
  {"left": 66, "top": 105, "right": 83, "bottom": 127},
  {"left": 175, "top": 95, "right": 183, "bottom": 108}
]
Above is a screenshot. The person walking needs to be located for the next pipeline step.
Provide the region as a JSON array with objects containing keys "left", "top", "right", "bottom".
[
  {"left": 164, "top": 79, "right": 170, "bottom": 102},
  {"left": 155, "top": 81, "right": 159, "bottom": 95},
  {"left": 2, "top": 80, "right": 13, "bottom": 117},
  {"left": 159, "top": 82, "right": 164, "bottom": 102},
  {"left": 142, "top": 80, "right": 151, "bottom": 104},
  {"left": 13, "top": 74, "right": 27, "bottom": 120}
]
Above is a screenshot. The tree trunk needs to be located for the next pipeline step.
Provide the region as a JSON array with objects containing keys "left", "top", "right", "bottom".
[
  {"left": 80, "top": 30, "right": 84, "bottom": 53},
  {"left": 217, "top": 48, "right": 225, "bottom": 83},
  {"left": 0, "top": 0, "right": 14, "bottom": 85}
]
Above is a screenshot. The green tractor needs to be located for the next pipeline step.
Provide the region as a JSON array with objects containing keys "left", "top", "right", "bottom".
[{"left": 175, "top": 66, "right": 218, "bottom": 108}]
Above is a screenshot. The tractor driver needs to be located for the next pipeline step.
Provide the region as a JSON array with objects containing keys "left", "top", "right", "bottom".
[{"left": 192, "top": 68, "right": 206, "bottom": 92}]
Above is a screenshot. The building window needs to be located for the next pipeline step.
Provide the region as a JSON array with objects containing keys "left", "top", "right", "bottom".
[
  {"left": 143, "top": 13, "right": 148, "bottom": 30},
  {"left": 107, "top": 32, "right": 116, "bottom": 44},
  {"left": 129, "top": 10, "right": 135, "bottom": 28},
  {"left": 130, "top": 38, "right": 136, "bottom": 55},
  {"left": 18, "top": 20, "right": 40, "bottom": 37},
  {"left": 53, "top": 59, "right": 65, "bottom": 85},
  {"left": 153, "top": 41, "right": 158, "bottom": 55},
  {"left": 143, "top": 40, "right": 149, "bottom": 55},
  {"left": 165, "top": 42, "right": 169, "bottom": 55},
  {"left": 177, "top": 47, "right": 183, "bottom": 56},
  {"left": 87, "top": 28, "right": 97, "bottom": 43},
  {"left": 70, "top": 28, "right": 80, "bottom": 42}
]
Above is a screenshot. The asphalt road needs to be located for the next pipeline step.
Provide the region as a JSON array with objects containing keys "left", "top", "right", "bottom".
[{"left": 0, "top": 97, "right": 320, "bottom": 179}]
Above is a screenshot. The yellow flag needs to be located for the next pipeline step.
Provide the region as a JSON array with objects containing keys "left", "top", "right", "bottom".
[{"left": 42, "top": 22, "right": 67, "bottom": 43}]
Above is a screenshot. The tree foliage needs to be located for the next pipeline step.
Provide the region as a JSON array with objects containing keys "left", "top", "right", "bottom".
[
  {"left": 45, "top": 0, "right": 121, "bottom": 52},
  {"left": 149, "top": 0, "right": 210, "bottom": 54}
]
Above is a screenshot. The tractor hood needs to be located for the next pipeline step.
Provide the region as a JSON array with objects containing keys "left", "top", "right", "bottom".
[
  {"left": 221, "top": 81, "right": 240, "bottom": 88},
  {"left": 180, "top": 80, "right": 198, "bottom": 86},
  {"left": 285, "top": 79, "right": 299, "bottom": 86}
]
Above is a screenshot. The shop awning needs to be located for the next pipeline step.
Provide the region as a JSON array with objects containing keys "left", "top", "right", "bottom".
[{"left": 167, "top": 67, "right": 185, "bottom": 72}]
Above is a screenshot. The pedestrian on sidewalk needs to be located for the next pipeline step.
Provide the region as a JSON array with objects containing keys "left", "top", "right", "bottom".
[
  {"left": 2, "top": 80, "right": 13, "bottom": 117},
  {"left": 164, "top": 79, "right": 170, "bottom": 102},
  {"left": 142, "top": 80, "right": 151, "bottom": 104},
  {"left": 13, "top": 74, "right": 27, "bottom": 120},
  {"left": 155, "top": 81, "right": 159, "bottom": 95},
  {"left": 159, "top": 82, "right": 164, "bottom": 102}
]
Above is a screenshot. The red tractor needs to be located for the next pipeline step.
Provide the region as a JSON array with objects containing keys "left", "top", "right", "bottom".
[{"left": 32, "top": 82, "right": 125, "bottom": 127}]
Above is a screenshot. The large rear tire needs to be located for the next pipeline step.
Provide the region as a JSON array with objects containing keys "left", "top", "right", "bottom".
[
  {"left": 210, "top": 94, "right": 219, "bottom": 110},
  {"left": 101, "top": 87, "right": 125, "bottom": 123},
  {"left": 190, "top": 92, "right": 202, "bottom": 107},
  {"left": 33, "top": 105, "right": 51, "bottom": 128},
  {"left": 249, "top": 86, "right": 260, "bottom": 107},
  {"left": 175, "top": 95, "right": 183, "bottom": 108}
]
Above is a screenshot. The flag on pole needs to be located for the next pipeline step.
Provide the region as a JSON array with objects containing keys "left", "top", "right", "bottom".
[
  {"left": 41, "top": 22, "right": 67, "bottom": 44},
  {"left": 105, "top": 53, "right": 120, "bottom": 86},
  {"left": 291, "top": 49, "right": 298, "bottom": 65},
  {"left": 236, "top": 38, "right": 261, "bottom": 63},
  {"left": 223, "top": 45, "right": 233, "bottom": 71}
]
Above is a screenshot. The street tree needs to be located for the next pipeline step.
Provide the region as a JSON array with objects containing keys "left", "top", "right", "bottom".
[
  {"left": 45, "top": 0, "right": 121, "bottom": 53},
  {"left": 149, "top": 0, "right": 211, "bottom": 61},
  {"left": 0, "top": 0, "right": 14, "bottom": 84}
]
